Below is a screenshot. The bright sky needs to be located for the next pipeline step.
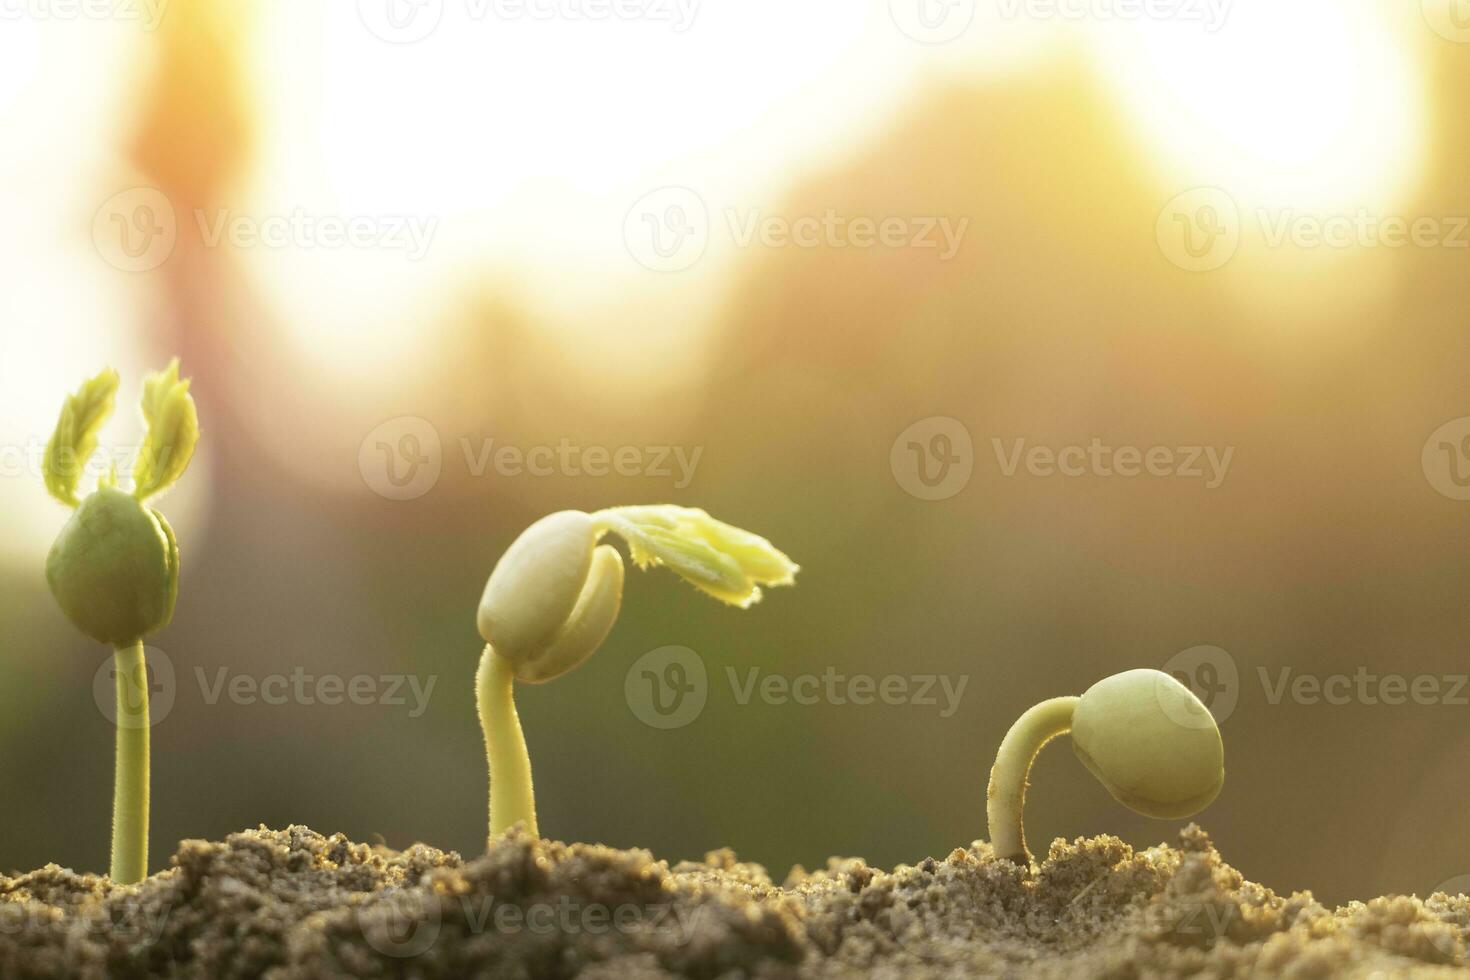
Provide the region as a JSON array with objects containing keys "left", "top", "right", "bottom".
[{"left": 0, "top": 0, "right": 1434, "bottom": 566}]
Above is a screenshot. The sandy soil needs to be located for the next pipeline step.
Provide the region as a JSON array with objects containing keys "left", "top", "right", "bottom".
[{"left": 1, "top": 824, "right": 1466, "bottom": 978}]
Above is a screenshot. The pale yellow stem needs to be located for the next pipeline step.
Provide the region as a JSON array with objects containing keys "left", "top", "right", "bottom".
[
  {"left": 986, "top": 696, "right": 1079, "bottom": 865},
  {"left": 111, "top": 642, "right": 150, "bottom": 883},
  {"left": 475, "top": 644, "right": 538, "bottom": 842}
]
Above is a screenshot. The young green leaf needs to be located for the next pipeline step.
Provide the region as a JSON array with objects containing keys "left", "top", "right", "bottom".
[
  {"left": 592, "top": 505, "right": 798, "bottom": 608},
  {"left": 43, "top": 368, "right": 120, "bottom": 508},
  {"left": 132, "top": 358, "right": 200, "bottom": 502}
]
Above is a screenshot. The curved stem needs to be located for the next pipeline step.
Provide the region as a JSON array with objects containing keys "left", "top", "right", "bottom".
[
  {"left": 986, "top": 695, "right": 1079, "bottom": 865},
  {"left": 111, "top": 642, "right": 150, "bottom": 884},
  {"left": 476, "top": 644, "right": 538, "bottom": 842}
]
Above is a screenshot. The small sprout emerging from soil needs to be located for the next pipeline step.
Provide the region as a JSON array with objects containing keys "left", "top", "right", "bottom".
[
  {"left": 43, "top": 361, "right": 199, "bottom": 885},
  {"left": 986, "top": 668, "right": 1224, "bottom": 865},
  {"left": 475, "top": 506, "right": 798, "bottom": 841}
]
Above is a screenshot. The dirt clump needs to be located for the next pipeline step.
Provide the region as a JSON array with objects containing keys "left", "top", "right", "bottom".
[{"left": 1, "top": 824, "right": 1466, "bottom": 978}]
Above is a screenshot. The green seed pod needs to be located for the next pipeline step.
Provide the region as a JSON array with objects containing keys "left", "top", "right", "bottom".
[
  {"left": 42, "top": 360, "right": 197, "bottom": 650},
  {"left": 1071, "top": 668, "right": 1224, "bottom": 819},
  {"left": 45, "top": 487, "right": 180, "bottom": 648}
]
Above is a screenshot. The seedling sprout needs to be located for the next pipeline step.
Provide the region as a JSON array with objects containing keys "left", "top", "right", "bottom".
[
  {"left": 474, "top": 505, "right": 797, "bottom": 841},
  {"left": 42, "top": 362, "right": 199, "bottom": 884},
  {"left": 986, "top": 668, "right": 1224, "bottom": 865}
]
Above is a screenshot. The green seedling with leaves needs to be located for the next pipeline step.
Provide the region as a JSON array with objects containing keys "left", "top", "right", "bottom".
[
  {"left": 43, "top": 361, "right": 199, "bottom": 884},
  {"left": 474, "top": 505, "right": 797, "bottom": 842},
  {"left": 986, "top": 668, "right": 1224, "bottom": 864}
]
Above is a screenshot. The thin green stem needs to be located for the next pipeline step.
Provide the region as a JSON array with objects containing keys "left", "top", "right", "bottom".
[
  {"left": 476, "top": 644, "right": 538, "bottom": 842},
  {"left": 986, "top": 695, "right": 1080, "bottom": 865},
  {"left": 111, "top": 642, "right": 150, "bottom": 884}
]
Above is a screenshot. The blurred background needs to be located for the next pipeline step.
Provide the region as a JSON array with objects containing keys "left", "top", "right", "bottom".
[{"left": 2, "top": 0, "right": 1469, "bottom": 908}]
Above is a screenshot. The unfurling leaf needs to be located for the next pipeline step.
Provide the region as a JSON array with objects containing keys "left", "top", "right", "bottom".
[
  {"left": 44, "top": 368, "right": 120, "bottom": 508},
  {"left": 132, "top": 358, "right": 199, "bottom": 501},
  {"left": 592, "top": 505, "right": 798, "bottom": 608}
]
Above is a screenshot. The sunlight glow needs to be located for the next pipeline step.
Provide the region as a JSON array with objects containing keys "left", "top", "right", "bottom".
[
  {"left": 241, "top": 0, "right": 1428, "bottom": 391},
  {"left": 1093, "top": 1, "right": 1425, "bottom": 211},
  {"left": 245, "top": 1, "right": 1053, "bottom": 391}
]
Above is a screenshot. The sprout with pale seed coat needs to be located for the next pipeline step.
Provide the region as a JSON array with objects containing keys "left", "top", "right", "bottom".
[
  {"left": 986, "top": 668, "right": 1224, "bottom": 865},
  {"left": 474, "top": 506, "right": 797, "bottom": 842}
]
